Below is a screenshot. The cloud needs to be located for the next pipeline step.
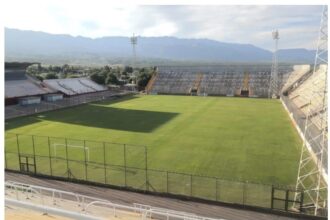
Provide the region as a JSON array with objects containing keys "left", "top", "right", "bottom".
[
  {"left": 81, "top": 21, "right": 99, "bottom": 31},
  {"left": 142, "top": 5, "right": 323, "bottom": 49},
  {"left": 142, "top": 21, "right": 178, "bottom": 36},
  {"left": 3, "top": 1, "right": 324, "bottom": 50}
]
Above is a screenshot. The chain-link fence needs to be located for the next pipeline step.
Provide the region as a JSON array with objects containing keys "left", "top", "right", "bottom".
[
  {"left": 5, "top": 90, "right": 135, "bottom": 120},
  {"left": 5, "top": 133, "right": 305, "bottom": 214}
]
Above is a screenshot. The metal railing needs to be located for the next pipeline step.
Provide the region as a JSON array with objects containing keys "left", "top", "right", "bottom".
[{"left": 5, "top": 181, "right": 224, "bottom": 220}]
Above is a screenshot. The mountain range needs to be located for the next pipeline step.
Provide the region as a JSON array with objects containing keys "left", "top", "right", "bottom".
[{"left": 5, "top": 28, "right": 316, "bottom": 66}]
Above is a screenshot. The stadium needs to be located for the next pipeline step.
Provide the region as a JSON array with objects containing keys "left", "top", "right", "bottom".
[
  {"left": 4, "top": 6, "right": 328, "bottom": 220},
  {"left": 5, "top": 62, "right": 328, "bottom": 218}
]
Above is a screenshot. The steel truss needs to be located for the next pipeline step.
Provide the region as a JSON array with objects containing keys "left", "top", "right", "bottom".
[
  {"left": 294, "top": 6, "right": 328, "bottom": 216},
  {"left": 269, "top": 30, "right": 280, "bottom": 98}
]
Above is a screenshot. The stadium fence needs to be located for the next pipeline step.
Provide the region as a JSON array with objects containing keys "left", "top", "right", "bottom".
[
  {"left": 5, "top": 90, "right": 135, "bottom": 120},
  {"left": 5, "top": 133, "right": 306, "bottom": 215}
]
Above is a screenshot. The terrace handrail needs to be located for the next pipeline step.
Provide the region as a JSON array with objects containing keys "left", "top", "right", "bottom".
[{"left": 6, "top": 181, "right": 224, "bottom": 220}]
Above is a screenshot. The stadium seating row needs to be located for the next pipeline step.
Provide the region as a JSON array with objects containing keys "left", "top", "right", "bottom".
[
  {"left": 5, "top": 80, "right": 52, "bottom": 99},
  {"left": 281, "top": 65, "right": 311, "bottom": 94},
  {"left": 151, "top": 72, "right": 197, "bottom": 94},
  {"left": 149, "top": 69, "right": 280, "bottom": 97},
  {"left": 282, "top": 64, "right": 328, "bottom": 181},
  {"left": 288, "top": 65, "right": 327, "bottom": 130},
  {"left": 43, "top": 78, "right": 107, "bottom": 96}
]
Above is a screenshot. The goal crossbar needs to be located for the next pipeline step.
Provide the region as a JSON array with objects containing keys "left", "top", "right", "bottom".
[{"left": 53, "top": 144, "right": 90, "bottom": 161}]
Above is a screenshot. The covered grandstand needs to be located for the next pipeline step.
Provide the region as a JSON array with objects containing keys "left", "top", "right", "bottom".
[
  {"left": 5, "top": 62, "right": 108, "bottom": 105},
  {"left": 43, "top": 78, "right": 107, "bottom": 96},
  {"left": 5, "top": 62, "right": 56, "bottom": 105},
  {"left": 5, "top": 62, "right": 39, "bottom": 81},
  {"left": 5, "top": 79, "right": 53, "bottom": 102},
  {"left": 4, "top": 62, "right": 129, "bottom": 119}
]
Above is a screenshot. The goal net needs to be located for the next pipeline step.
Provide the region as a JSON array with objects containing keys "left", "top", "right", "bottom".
[{"left": 52, "top": 143, "right": 90, "bottom": 161}]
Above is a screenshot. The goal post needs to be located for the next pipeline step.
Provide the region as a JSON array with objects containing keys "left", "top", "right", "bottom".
[{"left": 52, "top": 143, "right": 90, "bottom": 161}]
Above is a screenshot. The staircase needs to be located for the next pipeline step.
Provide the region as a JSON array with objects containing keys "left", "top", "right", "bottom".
[
  {"left": 145, "top": 73, "right": 157, "bottom": 94},
  {"left": 240, "top": 72, "right": 250, "bottom": 97},
  {"left": 190, "top": 73, "right": 203, "bottom": 95}
]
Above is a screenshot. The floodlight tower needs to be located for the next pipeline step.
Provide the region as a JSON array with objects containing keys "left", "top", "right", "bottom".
[
  {"left": 130, "top": 33, "right": 138, "bottom": 69},
  {"left": 294, "top": 6, "right": 328, "bottom": 216},
  {"left": 268, "top": 30, "right": 279, "bottom": 98}
]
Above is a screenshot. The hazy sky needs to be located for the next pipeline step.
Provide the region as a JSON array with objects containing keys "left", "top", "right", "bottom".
[{"left": 3, "top": 1, "right": 324, "bottom": 50}]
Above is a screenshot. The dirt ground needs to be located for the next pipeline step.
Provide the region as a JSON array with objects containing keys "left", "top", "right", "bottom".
[{"left": 5, "top": 207, "right": 71, "bottom": 220}]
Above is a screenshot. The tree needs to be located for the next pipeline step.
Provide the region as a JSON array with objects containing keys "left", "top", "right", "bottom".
[
  {"left": 121, "top": 72, "right": 129, "bottom": 80},
  {"left": 124, "top": 66, "right": 133, "bottom": 73},
  {"left": 59, "top": 72, "right": 67, "bottom": 79},
  {"left": 106, "top": 73, "right": 119, "bottom": 85},
  {"left": 104, "top": 65, "right": 111, "bottom": 73},
  {"left": 136, "top": 72, "right": 152, "bottom": 90},
  {"left": 62, "top": 64, "right": 70, "bottom": 74},
  {"left": 90, "top": 73, "right": 106, "bottom": 85},
  {"left": 45, "top": 73, "right": 58, "bottom": 79},
  {"left": 26, "top": 65, "right": 39, "bottom": 75},
  {"left": 48, "top": 65, "right": 61, "bottom": 72},
  {"left": 35, "top": 75, "right": 44, "bottom": 81}
]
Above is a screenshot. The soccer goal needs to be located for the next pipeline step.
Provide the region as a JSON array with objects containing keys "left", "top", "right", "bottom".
[{"left": 52, "top": 143, "right": 90, "bottom": 161}]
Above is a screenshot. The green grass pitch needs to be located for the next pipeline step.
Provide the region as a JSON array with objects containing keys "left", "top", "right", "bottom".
[{"left": 5, "top": 94, "right": 302, "bottom": 187}]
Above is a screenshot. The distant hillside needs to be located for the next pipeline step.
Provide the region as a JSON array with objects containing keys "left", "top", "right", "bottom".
[
  {"left": 278, "top": 49, "right": 315, "bottom": 62},
  {"left": 5, "top": 28, "right": 315, "bottom": 65}
]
